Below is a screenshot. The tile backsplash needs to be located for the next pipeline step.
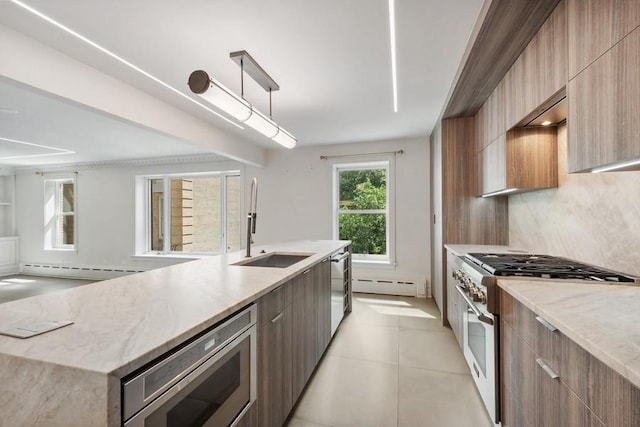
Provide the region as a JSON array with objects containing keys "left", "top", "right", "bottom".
[{"left": 509, "top": 123, "right": 640, "bottom": 277}]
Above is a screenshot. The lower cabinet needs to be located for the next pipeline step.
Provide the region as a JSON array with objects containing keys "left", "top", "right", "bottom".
[
  {"left": 314, "top": 258, "right": 331, "bottom": 363},
  {"left": 257, "top": 281, "right": 293, "bottom": 427},
  {"left": 257, "top": 256, "right": 338, "bottom": 427},
  {"left": 500, "top": 289, "right": 640, "bottom": 427}
]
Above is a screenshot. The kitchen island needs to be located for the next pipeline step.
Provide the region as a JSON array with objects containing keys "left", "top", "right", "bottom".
[{"left": 0, "top": 240, "right": 349, "bottom": 427}]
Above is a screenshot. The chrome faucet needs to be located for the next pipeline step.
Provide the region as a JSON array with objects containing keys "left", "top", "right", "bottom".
[{"left": 246, "top": 177, "right": 258, "bottom": 257}]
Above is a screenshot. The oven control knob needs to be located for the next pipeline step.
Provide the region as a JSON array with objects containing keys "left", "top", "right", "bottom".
[{"left": 472, "top": 291, "right": 482, "bottom": 302}]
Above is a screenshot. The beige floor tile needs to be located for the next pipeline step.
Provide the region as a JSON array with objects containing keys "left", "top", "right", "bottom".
[
  {"left": 398, "top": 366, "right": 493, "bottom": 427},
  {"left": 291, "top": 294, "right": 491, "bottom": 427},
  {"left": 327, "top": 323, "right": 398, "bottom": 365},
  {"left": 285, "top": 418, "right": 333, "bottom": 427},
  {"left": 398, "top": 329, "right": 469, "bottom": 374},
  {"left": 396, "top": 299, "right": 444, "bottom": 332},
  {"left": 350, "top": 293, "right": 444, "bottom": 332},
  {"left": 294, "top": 355, "right": 398, "bottom": 427},
  {"left": 346, "top": 296, "right": 402, "bottom": 327}
]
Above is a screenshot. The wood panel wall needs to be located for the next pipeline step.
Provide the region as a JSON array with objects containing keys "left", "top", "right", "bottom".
[{"left": 431, "top": 118, "right": 508, "bottom": 322}]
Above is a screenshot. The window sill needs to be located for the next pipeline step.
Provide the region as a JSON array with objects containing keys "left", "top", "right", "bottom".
[
  {"left": 132, "top": 253, "right": 213, "bottom": 261},
  {"left": 44, "top": 248, "right": 76, "bottom": 253}
]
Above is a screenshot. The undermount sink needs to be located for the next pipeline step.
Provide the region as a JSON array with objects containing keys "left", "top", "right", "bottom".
[{"left": 233, "top": 253, "right": 312, "bottom": 268}]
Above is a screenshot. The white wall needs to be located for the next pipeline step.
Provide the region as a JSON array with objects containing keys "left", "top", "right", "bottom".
[
  {"left": 14, "top": 139, "right": 431, "bottom": 292},
  {"left": 246, "top": 138, "right": 431, "bottom": 296},
  {"left": 15, "top": 160, "right": 245, "bottom": 273}
]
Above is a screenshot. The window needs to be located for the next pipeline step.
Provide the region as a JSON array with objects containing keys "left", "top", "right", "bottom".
[
  {"left": 143, "top": 171, "right": 241, "bottom": 255},
  {"left": 333, "top": 161, "right": 394, "bottom": 263},
  {"left": 44, "top": 177, "right": 76, "bottom": 250}
]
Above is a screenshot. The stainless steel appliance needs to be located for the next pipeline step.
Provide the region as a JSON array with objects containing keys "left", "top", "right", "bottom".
[
  {"left": 122, "top": 305, "right": 257, "bottom": 427},
  {"left": 330, "top": 249, "right": 350, "bottom": 336},
  {"left": 452, "top": 252, "right": 639, "bottom": 426},
  {"left": 451, "top": 258, "right": 499, "bottom": 425}
]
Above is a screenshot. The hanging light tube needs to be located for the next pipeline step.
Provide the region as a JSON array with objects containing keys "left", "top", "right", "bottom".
[{"left": 188, "top": 70, "right": 297, "bottom": 149}]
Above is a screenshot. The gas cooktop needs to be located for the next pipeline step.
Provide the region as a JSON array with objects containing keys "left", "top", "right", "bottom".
[{"left": 465, "top": 253, "right": 639, "bottom": 283}]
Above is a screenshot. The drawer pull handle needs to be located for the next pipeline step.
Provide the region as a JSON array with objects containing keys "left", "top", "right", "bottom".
[
  {"left": 270, "top": 285, "right": 283, "bottom": 294},
  {"left": 536, "top": 316, "right": 558, "bottom": 332},
  {"left": 303, "top": 269, "right": 311, "bottom": 275},
  {"left": 270, "top": 312, "right": 284, "bottom": 323},
  {"left": 536, "top": 358, "right": 559, "bottom": 380}
]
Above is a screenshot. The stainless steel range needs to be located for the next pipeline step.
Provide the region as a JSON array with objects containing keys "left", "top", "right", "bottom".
[{"left": 451, "top": 252, "right": 639, "bottom": 426}]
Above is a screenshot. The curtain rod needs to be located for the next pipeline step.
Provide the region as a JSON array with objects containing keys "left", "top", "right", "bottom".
[
  {"left": 35, "top": 171, "right": 78, "bottom": 176},
  {"left": 320, "top": 149, "right": 404, "bottom": 160}
]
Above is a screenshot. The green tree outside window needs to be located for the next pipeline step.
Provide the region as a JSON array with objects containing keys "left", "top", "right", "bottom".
[{"left": 338, "top": 168, "right": 387, "bottom": 256}]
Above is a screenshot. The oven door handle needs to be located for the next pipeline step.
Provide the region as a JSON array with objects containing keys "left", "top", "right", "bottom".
[{"left": 455, "top": 285, "right": 494, "bottom": 325}]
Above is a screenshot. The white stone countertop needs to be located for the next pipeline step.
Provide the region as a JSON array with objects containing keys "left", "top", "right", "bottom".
[
  {"left": 498, "top": 279, "right": 640, "bottom": 390},
  {"left": 444, "top": 243, "right": 528, "bottom": 257},
  {"left": 0, "top": 240, "right": 348, "bottom": 427}
]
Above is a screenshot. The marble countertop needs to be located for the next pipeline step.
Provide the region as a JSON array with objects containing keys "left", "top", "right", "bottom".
[
  {"left": 498, "top": 279, "right": 640, "bottom": 390},
  {"left": 444, "top": 243, "right": 528, "bottom": 257},
  {"left": 0, "top": 240, "right": 348, "bottom": 378}
]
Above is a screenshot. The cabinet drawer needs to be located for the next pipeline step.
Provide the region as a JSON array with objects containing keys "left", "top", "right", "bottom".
[
  {"left": 257, "top": 281, "right": 292, "bottom": 327},
  {"left": 501, "top": 290, "right": 640, "bottom": 427}
]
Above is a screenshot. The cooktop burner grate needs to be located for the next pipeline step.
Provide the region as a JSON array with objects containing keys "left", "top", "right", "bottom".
[{"left": 465, "top": 253, "right": 638, "bottom": 283}]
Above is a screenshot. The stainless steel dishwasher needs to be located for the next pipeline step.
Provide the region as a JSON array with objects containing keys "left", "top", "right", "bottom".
[
  {"left": 330, "top": 249, "right": 350, "bottom": 336},
  {"left": 122, "top": 305, "right": 257, "bottom": 427}
]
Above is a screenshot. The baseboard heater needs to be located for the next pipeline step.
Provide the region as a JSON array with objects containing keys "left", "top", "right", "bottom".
[
  {"left": 20, "top": 263, "right": 145, "bottom": 280},
  {"left": 352, "top": 277, "right": 420, "bottom": 296}
]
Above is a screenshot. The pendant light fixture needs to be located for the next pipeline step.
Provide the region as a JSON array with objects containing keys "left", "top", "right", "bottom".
[{"left": 188, "top": 51, "right": 297, "bottom": 149}]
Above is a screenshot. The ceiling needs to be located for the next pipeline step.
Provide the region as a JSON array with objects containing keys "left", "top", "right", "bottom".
[{"left": 0, "top": 0, "right": 483, "bottom": 168}]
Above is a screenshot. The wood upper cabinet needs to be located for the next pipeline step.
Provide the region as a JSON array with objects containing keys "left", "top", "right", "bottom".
[
  {"left": 500, "top": 290, "right": 640, "bottom": 427},
  {"left": 479, "top": 127, "right": 558, "bottom": 196},
  {"left": 505, "top": 0, "right": 568, "bottom": 129},
  {"left": 567, "top": 25, "right": 640, "bottom": 173},
  {"left": 476, "top": 80, "right": 506, "bottom": 154},
  {"left": 568, "top": 0, "right": 640, "bottom": 78}
]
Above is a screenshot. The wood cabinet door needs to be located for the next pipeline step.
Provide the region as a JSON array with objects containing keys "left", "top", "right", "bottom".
[
  {"left": 480, "top": 135, "right": 507, "bottom": 195},
  {"left": 501, "top": 321, "right": 538, "bottom": 426},
  {"left": 257, "top": 305, "right": 292, "bottom": 427},
  {"left": 314, "top": 259, "right": 331, "bottom": 359},
  {"left": 568, "top": 0, "right": 640, "bottom": 78},
  {"left": 291, "top": 268, "right": 316, "bottom": 401},
  {"left": 504, "top": 1, "right": 567, "bottom": 129},
  {"left": 568, "top": 25, "right": 640, "bottom": 173}
]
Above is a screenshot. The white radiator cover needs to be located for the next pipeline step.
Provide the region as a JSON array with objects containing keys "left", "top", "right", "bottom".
[
  {"left": 352, "top": 276, "right": 428, "bottom": 297},
  {"left": 20, "top": 263, "right": 144, "bottom": 280}
]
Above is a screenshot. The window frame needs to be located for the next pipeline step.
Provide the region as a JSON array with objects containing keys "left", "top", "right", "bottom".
[
  {"left": 44, "top": 176, "right": 76, "bottom": 251},
  {"left": 140, "top": 170, "right": 241, "bottom": 256},
  {"left": 332, "top": 160, "right": 396, "bottom": 265}
]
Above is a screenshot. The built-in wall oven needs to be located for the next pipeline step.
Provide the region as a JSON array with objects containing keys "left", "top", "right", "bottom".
[{"left": 122, "top": 305, "right": 257, "bottom": 427}]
